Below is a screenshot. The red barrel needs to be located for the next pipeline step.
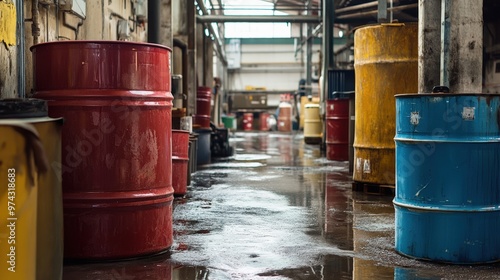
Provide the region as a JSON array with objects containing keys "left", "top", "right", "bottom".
[
  {"left": 260, "top": 112, "right": 270, "bottom": 131},
  {"left": 172, "top": 130, "right": 190, "bottom": 196},
  {"left": 32, "top": 41, "right": 174, "bottom": 260},
  {"left": 326, "top": 99, "right": 349, "bottom": 161},
  {"left": 243, "top": 113, "right": 253, "bottom": 131},
  {"left": 193, "top": 86, "right": 211, "bottom": 128}
]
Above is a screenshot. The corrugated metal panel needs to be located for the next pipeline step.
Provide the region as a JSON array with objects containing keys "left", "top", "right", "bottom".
[{"left": 327, "top": 69, "right": 355, "bottom": 100}]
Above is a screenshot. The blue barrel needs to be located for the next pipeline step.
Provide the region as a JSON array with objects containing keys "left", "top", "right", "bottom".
[
  {"left": 194, "top": 128, "right": 211, "bottom": 165},
  {"left": 394, "top": 93, "right": 500, "bottom": 264}
]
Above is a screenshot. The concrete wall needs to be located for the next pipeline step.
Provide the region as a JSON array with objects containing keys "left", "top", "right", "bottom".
[
  {"left": 227, "top": 38, "right": 345, "bottom": 93},
  {"left": 226, "top": 38, "right": 346, "bottom": 95}
]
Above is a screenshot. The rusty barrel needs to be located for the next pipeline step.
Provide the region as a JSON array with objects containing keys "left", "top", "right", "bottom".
[
  {"left": 243, "top": 112, "right": 253, "bottom": 131},
  {"left": 278, "top": 102, "right": 292, "bottom": 132},
  {"left": 394, "top": 93, "right": 500, "bottom": 263},
  {"left": 172, "top": 130, "right": 190, "bottom": 196},
  {"left": 353, "top": 23, "right": 417, "bottom": 185},
  {"left": 32, "top": 41, "right": 174, "bottom": 260},
  {"left": 193, "top": 86, "right": 211, "bottom": 128},
  {"left": 326, "top": 92, "right": 351, "bottom": 161},
  {"left": 260, "top": 112, "right": 270, "bottom": 131}
]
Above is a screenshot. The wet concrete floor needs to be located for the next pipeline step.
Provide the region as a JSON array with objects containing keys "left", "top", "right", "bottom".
[{"left": 64, "top": 131, "right": 500, "bottom": 279}]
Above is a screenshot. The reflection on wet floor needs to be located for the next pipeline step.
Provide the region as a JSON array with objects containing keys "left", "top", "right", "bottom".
[{"left": 64, "top": 132, "right": 500, "bottom": 280}]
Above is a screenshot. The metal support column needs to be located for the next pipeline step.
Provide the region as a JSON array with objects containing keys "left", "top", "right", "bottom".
[
  {"left": 378, "top": 0, "right": 387, "bottom": 23},
  {"left": 322, "top": 0, "right": 334, "bottom": 103},
  {"left": 321, "top": 0, "right": 335, "bottom": 150},
  {"left": 147, "top": 0, "right": 161, "bottom": 43},
  {"left": 418, "top": 0, "right": 441, "bottom": 93},
  {"left": 306, "top": 0, "right": 313, "bottom": 97},
  {"left": 16, "top": 0, "right": 25, "bottom": 98},
  {"left": 187, "top": 0, "right": 197, "bottom": 115}
]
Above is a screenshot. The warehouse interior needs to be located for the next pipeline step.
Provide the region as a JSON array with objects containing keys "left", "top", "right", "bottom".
[{"left": 1, "top": 0, "right": 500, "bottom": 279}]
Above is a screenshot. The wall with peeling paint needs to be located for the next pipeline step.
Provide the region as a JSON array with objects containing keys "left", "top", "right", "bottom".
[
  {"left": 0, "top": 0, "right": 17, "bottom": 98},
  {"left": 0, "top": 0, "right": 148, "bottom": 98},
  {"left": 0, "top": 47, "right": 17, "bottom": 98}
]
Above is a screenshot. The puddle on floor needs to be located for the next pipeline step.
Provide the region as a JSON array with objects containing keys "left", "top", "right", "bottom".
[{"left": 63, "top": 132, "right": 500, "bottom": 280}]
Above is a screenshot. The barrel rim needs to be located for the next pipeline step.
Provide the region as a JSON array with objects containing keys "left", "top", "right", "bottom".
[
  {"left": 395, "top": 137, "right": 500, "bottom": 143},
  {"left": 34, "top": 89, "right": 174, "bottom": 99},
  {"left": 197, "top": 86, "right": 212, "bottom": 92},
  {"left": 0, "top": 117, "right": 62, "bottom": 124},
  {"left": 172, "top": 129, "right": 190, "bottom": 134},
  {"left": 395, "top": 93, "right": 500, "bottom": 98},
  {"left": 30, "top": 40, "right": 172, "bottom": 52},
  {"left": 354, "top": 21, "right": 418, "bottom": 33},
  {"left": 193, "top": 128, "right": 213, "bottom": 133},
  {"left": 393, "top": 200, "right": 500, "bottom": 213},
  {"left": 172, "top": 156, "right": 190, "bottom": 161}
]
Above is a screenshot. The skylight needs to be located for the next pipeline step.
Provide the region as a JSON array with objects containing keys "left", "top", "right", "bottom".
[{"left": 222, "top": 0, "right": 292, "bottom": 38}]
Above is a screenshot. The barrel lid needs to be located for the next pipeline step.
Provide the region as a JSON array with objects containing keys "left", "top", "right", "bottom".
[
  {"left": 278, "top": 102, "right": 292, "bottom": 108},
  {"left": 330, "top": 91, "right": 355, "bottom": 99},
  {"left": 354, "top": 22, "right": 418, "bottom": 32},
  {"left": 30, "top": 40, "right": 172, "bottom": 52},
  {"left": 172, "top": 129, "right": 190, "bottom": 134},
  {"left": 0, "top": 98, "right": 48, "bottom": 119}
]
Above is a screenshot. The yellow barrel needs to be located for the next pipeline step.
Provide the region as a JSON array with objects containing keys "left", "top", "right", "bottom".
[
  {"left": 299, "top": 96, "right": 319, "bottom": 129},
  {"left": 353, "top": 23, "right": 418, "bottom": 185},
  {"left": 304, "top": 103, "right": 322, "bottom": 144},
  {"left": 0, "top": 126, "right": 38, "bottom": 280},
  {"left": 0, "top": 99, "right": 63, "bottom": 280},
  {"left": 35, "top": 120, "right": 63, "bottom": 280}
]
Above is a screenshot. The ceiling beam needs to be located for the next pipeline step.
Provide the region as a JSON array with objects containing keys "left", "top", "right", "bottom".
[
  {"left": 196, "top": 15, "right": 322, "bottom": 23},
  {"left": 337, "top": 3, "right": 418, "bottom": 20},
  {"left": 196, "top": 0, "right": 227, "bottom": 66}
]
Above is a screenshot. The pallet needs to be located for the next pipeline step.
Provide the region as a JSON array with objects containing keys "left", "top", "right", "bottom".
[{"left": 352, "top": 181, "right": 395, "bottom": 196}]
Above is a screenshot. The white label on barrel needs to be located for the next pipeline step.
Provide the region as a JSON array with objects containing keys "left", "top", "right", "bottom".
[
  {"left": 356, "top": 158, "right": 362, "bottom": 171},
  {"left": 181, "top": 116, "right": 192, "bottom": 133},
  {"left": 330, "top": 104, "right": 334, "bottom": 111},
  {"left": 363, "top": 159, "right": 371, "bottom": 173},
  {"left": 462, "top": 107, "right": 475, "bottom": 120},
  {"left": 410, "top": 112, "right": 420, "bottom": 125}
]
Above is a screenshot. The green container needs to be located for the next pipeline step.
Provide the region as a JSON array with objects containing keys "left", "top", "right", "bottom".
[{"left": 222, "top": 115, "right": 236, "bottom": 130}]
